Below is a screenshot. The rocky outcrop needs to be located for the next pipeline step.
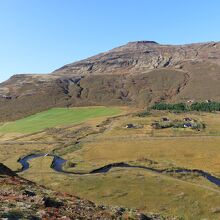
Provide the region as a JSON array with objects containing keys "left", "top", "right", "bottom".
[
  {"left": 53, "top": 41, "right": 220, "bottom": 75},
  {"left": 0, "top": 163, "right": 17, "bottom": 177}
]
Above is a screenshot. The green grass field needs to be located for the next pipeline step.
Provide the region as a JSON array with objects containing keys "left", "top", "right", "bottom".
[{"left": 0, "top": 106, "right": 121, "bottom": 133}]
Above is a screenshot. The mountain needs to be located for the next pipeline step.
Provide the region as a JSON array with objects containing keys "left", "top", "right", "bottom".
[
  {"left": 1, "top": 41, "right": 220, "bottom": 121},
  {"left": 0, "top": 163, "right": 163, "bottom": 219}
]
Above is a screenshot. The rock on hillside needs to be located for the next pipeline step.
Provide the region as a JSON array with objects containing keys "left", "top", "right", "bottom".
[
  {"left": 1, "top": 41, "right": 220, "bottom": 121},
  {"left": 0, "top": 163, "right": 18, "bottom": 177},
  {"left": 0, "top": 163, "right": 167, "bottom": 220}
]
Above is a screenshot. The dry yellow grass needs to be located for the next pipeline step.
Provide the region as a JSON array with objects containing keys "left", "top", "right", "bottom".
[
  {"left": 0, "top": 143, "right": 55, "bottom": 171},
  {"left": 103, "top": 111, "right": 220, "bottom": 138},
  {"left": 2, "top": 110, "right": 220, "bottom": 219},
  {"left": 20, "top": 156, "right": 220, "bottom": 220},
  {"left": 82, "top": 137, "right": 220, "bottom": 174},
  {"left": 78, "top": 111, "right": 220, "bottom": 174}
]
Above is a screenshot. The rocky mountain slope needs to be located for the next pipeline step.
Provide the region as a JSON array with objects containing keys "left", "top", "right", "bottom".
[
  {"left": 0, "top": 163, "right": 168, "bottom": 220},
  {"left": 1, "top": 41, "right": 220, "bottom": 121}
]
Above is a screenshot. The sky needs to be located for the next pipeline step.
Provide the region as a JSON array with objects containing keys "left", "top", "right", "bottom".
[{"left": 0, "top": 0, "right": 220, "bottom": 82}]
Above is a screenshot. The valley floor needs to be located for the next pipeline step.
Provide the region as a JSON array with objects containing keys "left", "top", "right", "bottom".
[{"left": 1, "top": 107, "right": 220, "bottom": 219}]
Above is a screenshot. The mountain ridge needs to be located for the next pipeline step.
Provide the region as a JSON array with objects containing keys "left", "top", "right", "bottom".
[{"left": 0, "top": 40, "right": 220, "bottom": 121}]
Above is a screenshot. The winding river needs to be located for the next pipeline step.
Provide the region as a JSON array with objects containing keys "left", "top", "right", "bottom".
[{"left": 16, "top": 154, "right": 220, "bottom": 187}]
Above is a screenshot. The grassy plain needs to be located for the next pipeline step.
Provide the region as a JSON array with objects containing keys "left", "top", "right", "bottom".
[
  {"left": 77, "top": 111, "right": 220, "bottom": 174},
  {"left": 21, "top": 156, "right": 220, "bottom": 220},
  {"left": 0, "top": 106, "right": 123, "bottom": 170},
  {"left": 2, "top": 108, "right": 220, "bottom": 219}
]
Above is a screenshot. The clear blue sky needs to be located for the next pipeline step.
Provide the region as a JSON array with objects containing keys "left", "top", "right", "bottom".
[{"left": 0, "top": 0, "right": 220, "bottom": 82}]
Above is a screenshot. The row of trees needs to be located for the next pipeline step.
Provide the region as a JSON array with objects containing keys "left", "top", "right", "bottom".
[
  {"left": 151, "top": 103, "right": 188, "bottom": 111},
  {"left": 190, "top": 102, "right": 220, "bottom": 112},
  {"left": 152, "top": 102, "right": 220, "bottom": 112}
]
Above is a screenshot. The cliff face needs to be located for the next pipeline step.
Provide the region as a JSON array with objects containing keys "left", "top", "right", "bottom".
[{"left": 1, "top": 41, "right": 220, "bottom": 121}]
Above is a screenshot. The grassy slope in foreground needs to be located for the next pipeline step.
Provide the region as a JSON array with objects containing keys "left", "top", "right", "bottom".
[{"left": 0, "top": 107, "right": 121, "bottom": 133}]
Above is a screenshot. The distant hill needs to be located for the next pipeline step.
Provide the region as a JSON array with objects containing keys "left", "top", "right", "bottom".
[{"left": 1, "top": 41, "right": 220, "bottom": 121}]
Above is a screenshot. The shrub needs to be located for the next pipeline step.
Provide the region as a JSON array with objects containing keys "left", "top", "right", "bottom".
[
  {"left": 190, "top": 102, "right": 220, "bottom": 112},
  {"left": 2, "top": 210, "right": 24, "bottom": 219},
  {"left": 136, "top": 110, "right": 151, "bottom": 117}
]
